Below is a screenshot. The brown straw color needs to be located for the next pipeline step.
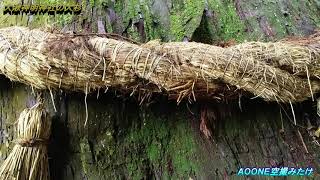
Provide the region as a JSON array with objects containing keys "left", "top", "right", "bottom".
[
  {"left": 0, "top": 26, "right": 320, "bottom": 103},
  {"left": 0, "top": 102, "right": 51, "bottom": 180}
]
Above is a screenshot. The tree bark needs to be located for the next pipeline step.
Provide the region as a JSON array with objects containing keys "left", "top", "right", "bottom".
[{"left": 0, "top": 0, "right": 320, "bottom": 179}]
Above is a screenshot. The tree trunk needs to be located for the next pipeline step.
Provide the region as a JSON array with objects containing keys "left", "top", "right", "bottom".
[{"left": 0, "top": 0, "right": 320, "bottom": 179}]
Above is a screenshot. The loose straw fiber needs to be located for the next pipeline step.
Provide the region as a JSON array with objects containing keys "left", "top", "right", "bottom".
[
  {"left": 0, "top": 103, "right": 51, "bottom": 180},
  {"left": 0, "top": 26, "right": 320, "bottom": 103}
]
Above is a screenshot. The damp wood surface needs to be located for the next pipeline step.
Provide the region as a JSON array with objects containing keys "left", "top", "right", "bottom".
[
  {"left": 0, "top": 77, "right": 319, "bottom": 179},
  {"left": 0, "top": 0, "right": 320, "bottom": 179}
]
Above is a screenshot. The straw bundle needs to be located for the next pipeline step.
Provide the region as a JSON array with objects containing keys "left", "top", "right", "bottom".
[
  {"left": 0, "top": 103, "right": 51, "bottom": 180},
  {"left": 0, "top": 26, "right": 320, "bottom": 103}
]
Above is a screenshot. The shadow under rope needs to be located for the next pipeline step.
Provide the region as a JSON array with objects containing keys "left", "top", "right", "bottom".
[
  {"left": 48, "top": 93, "right": 70, "bottom": 180},
  {"left": 0, "top": 75, "right": 11, "bottom": 86}
]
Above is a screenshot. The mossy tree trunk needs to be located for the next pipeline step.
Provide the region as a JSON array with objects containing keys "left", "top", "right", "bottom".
[{"left": 0, "top": 0, "right": 320, "bottom": 179}]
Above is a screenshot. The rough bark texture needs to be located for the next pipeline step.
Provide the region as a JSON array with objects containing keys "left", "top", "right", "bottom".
[{"left": 0, "top": 0, "right": 320, "bottom": 179}]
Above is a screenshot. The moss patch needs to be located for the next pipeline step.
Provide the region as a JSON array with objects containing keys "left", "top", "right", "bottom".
[
  {"left": 207, "top": 0, "right": 246, "bottom": 42},
  {"left": 169, "top": 0, "right": 204, "bottom": 41},
  {"left": 78, "top": 103, "right": 201, "bottom": 179}
]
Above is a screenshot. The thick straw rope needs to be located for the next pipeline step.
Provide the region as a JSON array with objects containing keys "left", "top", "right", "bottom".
[
  {"left": 0, "top": 102, "right": 50, "bottom": 180},
  {"left": 0, "top": 26, "right": 320, "bottom": 103}
]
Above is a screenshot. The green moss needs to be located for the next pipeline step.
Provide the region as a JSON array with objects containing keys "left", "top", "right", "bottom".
[
  {"left": 264, "top": 0, "right": 298, "bottom": 38},
  {"left": 113, "top": 0, "right": 205, "bottom": 41},
  {"left": 122, "top": 108, "right": 200, "bottom": 178},
  {"left": 207, "top": 0, "right": 246, "bottom": 42},
  {"left": 77, "top": 104, "right": 201, "bottom": 179},
  {"left": 169, "top": 0, "right": 204, "bottom": 41},
  {"left": 113, "top": 0, "right": 142, "bottom": 41},
  {"left": 147, "top": 143, "right": 160, "bottom": 162},
  {"left": 302, "top": 0, "right": 320, "bottom": 27},
  {"left": 207, "top": 0, "right": 320, "bottom": 42},
  {"left": 167, "top": 123, "right": 199, "bottom": 178},
  {"left": 169, "top": 14, "right": 185, "bottom": 41}
]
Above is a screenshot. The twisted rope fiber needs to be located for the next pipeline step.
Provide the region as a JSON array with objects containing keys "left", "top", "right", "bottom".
[{"left": 1, "top": 26, "right": 320, "bottom": 103}]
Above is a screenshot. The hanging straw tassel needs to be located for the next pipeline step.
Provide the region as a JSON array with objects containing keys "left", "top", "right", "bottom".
[{"left": 0, "top": 102, "right": 51, "bottom": 180}]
